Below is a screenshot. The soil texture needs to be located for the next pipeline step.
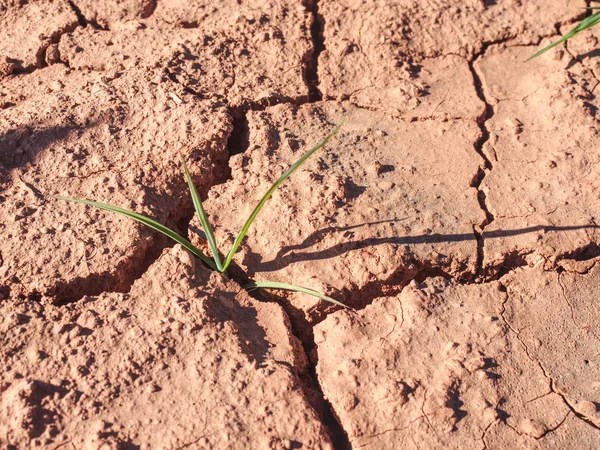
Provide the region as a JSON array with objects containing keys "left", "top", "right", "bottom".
[{"left": 1, "top": 0, "right": 599, "bottom": 449}]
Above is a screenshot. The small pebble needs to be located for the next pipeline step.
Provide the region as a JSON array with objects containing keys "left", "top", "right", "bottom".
[
  {"left": 518, "top": 418, "right": 547, "bottom": 438},
  {"left": 45, "top": 44, "right": 61, "bottom": 65},
  {"left": 378, "top": 181, "right": 395, "bottom": 191},
  {"left": 146, "top": 383, "right": 160, "bottom": 393},
  {"left": 170, "top": 92, "right": 183, "bottom": 105},
  {"left": 577, "top": 400, "right": 598, "bottom": 415}
]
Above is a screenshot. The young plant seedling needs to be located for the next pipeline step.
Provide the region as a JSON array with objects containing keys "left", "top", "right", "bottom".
[
  {"left": 56, "top": 124, "right": 348, "bottom": 309},
  {"left": 528, "top": 7, "right": 600, "bottom": 60}
]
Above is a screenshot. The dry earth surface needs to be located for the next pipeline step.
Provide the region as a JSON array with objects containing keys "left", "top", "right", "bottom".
[{"left": 1, "top": 0, "right": 599, "bottom": 449}]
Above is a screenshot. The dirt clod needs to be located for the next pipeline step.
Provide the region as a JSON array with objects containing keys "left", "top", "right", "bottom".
[
  {"left": 0, "top": 246, "right": 332, "bottom": 449},
  {"left": 0, "top": 65, "right": 231, "bottom": 301},
  {"left": 315, "top": 263, "right": 600, "bottom": 449}
]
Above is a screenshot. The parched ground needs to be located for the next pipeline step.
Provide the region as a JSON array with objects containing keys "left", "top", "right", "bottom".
[{"left": 1, "top": 0, "right": 599, "bottom": 449}]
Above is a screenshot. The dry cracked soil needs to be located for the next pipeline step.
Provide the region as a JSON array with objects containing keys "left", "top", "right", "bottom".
[{"left": 1, "top": 1, "right": 600, "bottom": 449}]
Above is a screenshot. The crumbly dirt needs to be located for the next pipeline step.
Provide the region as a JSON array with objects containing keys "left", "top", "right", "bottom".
[
  {"left": 0, "top": 246, "right": 332, "bottom": 449},
  {"left": 1, "top": 0, "right": 600, "bottom": 448},
  {"left": 59, "top": 0, "right": 312, "bottom": 109},
  {"left": 0, "top": 0, "right": 78, "bottom": 73},
  {"left": 0, "top": 65, "right": 231, "bottom": 302}
]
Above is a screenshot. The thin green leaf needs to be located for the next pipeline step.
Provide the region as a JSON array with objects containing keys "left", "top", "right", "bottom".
[
  {"left": 55, "top": 196, "right": 217, "bottom": 270},
  {"left": 242, "top": 281, "right": 350, "bottom": 308},
  {"left": 181, "top": 158, "right": 223, "bottom": 271},
  {"left": 528, "top": 11, "right": 600, "bottom": 61},
  {"left": 222, "top": 123, "right": 343, "bottom": 271}
]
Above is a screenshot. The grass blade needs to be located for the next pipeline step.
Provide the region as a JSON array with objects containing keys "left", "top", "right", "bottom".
[
  {"left": 181, "top": 158, "right": 223, "bottom": 271},
  {"left": 528, "top": 10, "right": 600, "bottom": 61},
  {"left": 55, "top": 196, "right": 217, "bottom": 270},
  {"left": 222, "top": 123, "right": 343, "bottom": 271},
  {"left": 242, "top": 281, "right": 350, "bottom": 308}
]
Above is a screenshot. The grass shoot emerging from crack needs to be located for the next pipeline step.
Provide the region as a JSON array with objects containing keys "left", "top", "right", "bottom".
[
  {"left": 528, "top": 7, "right": 600, "bottom": 61},
  {"left": 56, "top": 124, "right": 348, "bottom": 308}
]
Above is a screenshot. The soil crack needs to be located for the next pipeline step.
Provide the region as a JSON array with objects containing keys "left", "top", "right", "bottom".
[
  {"left": 66, "top": 0, "right": 88, "bottom": 28},
  {"left": 67, "top": 0, "right": 108, "bottom": 30},
  {"left": 468, "top": 46, "right": 496, "bottom": 279},
  {"left": 302, "top": 0, "right": 325, "bottom": 101},
  {"left": 296, "top": 325, "right": 352, "bottom": 449},
  {"left": 499, "top": 282, "right": 600, "bottom": 433},
  {"left": 465, "top": 22, "right": 595, "bottom": 280},
  {"left": 47, "top": 116, "right": 235, "bottom": 306},
  {"left": 242, "top": 287, "right": 351, "bottom": 449}
]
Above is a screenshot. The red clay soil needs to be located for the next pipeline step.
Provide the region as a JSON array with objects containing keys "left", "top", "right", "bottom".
[{"left": 1, "top": 0, "right": 600, "bottom": 449}]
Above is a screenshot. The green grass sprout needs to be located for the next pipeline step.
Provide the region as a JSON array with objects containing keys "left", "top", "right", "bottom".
[
  {"left": 222, "top": 122, "right": 343, "bottom": 272},
  {"left": 56, "top": 123, "right": 348, "bottom": 307},
  {"left": 182, "top": 156, "right": 223, "bottom": 271},
  {"left": 243, "top": 281, "right": 349, "bottom": 309},
  {"left": 528, "top": 8, "right": 600, "bottom": 61},
  {"left": 54, "top": 196, "right": 218, "bottom": 270}
]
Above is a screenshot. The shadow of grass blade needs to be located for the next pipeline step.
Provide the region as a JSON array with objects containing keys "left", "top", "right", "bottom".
[
  {"left": 242, "top": 281, "right": 350, "bottom": 309},
  {"left": 55, "top": 196, "right": 217, "bottom": 270},
  {"left": 528, "top": 10, "right": 600, "bottom": 61},
  {"left": 222, "top": 122, "right": 343, "bottom": 271},
  {"left": 181, "top": 159, "right": 223, "bottom": 272}
]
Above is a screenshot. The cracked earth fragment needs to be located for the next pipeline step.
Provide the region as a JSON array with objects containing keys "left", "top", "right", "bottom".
[
  {"left": 0, "top": 0, "right": 78, "bottom": 72},
  {"left": 502, "top": 263, "right": 600, "bottom": 429},
  {"left": 58, "top": 0, "right": 313, "bottom": 109},
  {"left": 0, "top": 65, "right": 231, "bottom": 302},
  {"left": 475, "top": 43, "right": 600, "bottom": 274},
  {"left": 0, "top": 246, "right": 332, "bottom": 449},
  {"left": 317, "top": 0, "right": 583, "bottom": 116},
  {"left": 195, "top": 102, "right": 485, "bottom": 322},
  {"left": 315, "top": 262, "right": 600, "bottom": 449}
]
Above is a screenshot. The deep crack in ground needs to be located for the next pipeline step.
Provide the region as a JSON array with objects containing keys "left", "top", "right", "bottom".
[{"left": 468, "top": 45, "right": 496, "bottom": 280}]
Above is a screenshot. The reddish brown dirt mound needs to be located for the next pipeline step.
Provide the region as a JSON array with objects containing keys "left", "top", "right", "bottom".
[{"left": 1, "top": 0, "right": 599, "bottom": 448}]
